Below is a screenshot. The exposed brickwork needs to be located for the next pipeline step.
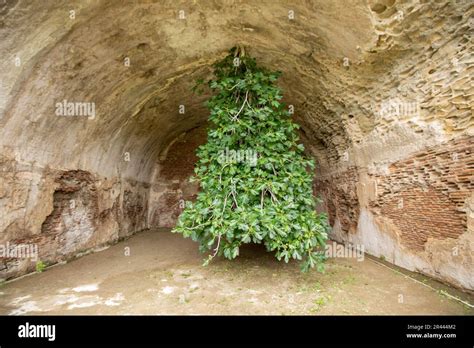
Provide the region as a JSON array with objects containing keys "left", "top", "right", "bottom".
[
  {"left": 41, "top": 170, "right": 98, "bottom": 236},
  {"left": 160, "top": 126, "right": 208, "bottom": 181},
  {"left": 314, "top": 167, "right": 360, "bottom": 234},
  {"left": 370, "top": 137, "right": 473, "bottom": 251},
  {"left": 150, "top": 126, "right": 206, "bottom": 228},
  {"left": 0, "top": 167, "right": 149, "bottom": 280}
]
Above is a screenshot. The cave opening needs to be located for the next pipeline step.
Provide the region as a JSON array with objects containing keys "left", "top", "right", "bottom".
[{"left": 0, "top": 0, "right": 472, "bottom": 316}]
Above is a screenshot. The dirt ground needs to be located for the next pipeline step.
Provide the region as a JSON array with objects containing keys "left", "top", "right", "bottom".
[{"left": 0, "top": 229, "right": 472, "bottom": 315}]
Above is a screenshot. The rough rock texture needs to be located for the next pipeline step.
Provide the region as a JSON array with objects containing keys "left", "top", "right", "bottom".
[
  {"left": 149, "top": 126, "right": 204, "bottom": 228},
  {"left": 0, "top": 0, "right": 472, "bottom": 288},
  {"left": 0, "top": 154, "right": 149, "bottom": 278}
]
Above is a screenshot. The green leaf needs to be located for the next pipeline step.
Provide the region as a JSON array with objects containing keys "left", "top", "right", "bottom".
[{"left": 171, "top": 48, "right": 329, "bottom": 272}]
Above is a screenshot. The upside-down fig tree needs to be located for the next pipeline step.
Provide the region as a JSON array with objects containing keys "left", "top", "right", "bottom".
[{"left": 172, "top": 47, "right": 329, "bottom": 272}]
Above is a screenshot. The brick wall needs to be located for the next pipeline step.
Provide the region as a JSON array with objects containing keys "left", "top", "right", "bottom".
[
  {"left": 0, "top": 165, "right": 150, "bottom": 280},
  {"left": 370, "top": 137, "right": 473, "bottom": 251},
  {"left": 314, "top": 167, "right": 360, "bottom": 234},
  {"left": 149, "top": 126, "right": 206, "bottom": 228}
]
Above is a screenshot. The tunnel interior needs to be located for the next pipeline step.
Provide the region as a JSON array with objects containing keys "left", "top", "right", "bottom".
[{"left": 0, "top": 0, "right": 473, "bottom": 291}]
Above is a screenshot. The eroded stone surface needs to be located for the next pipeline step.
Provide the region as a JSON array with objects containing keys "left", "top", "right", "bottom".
[{"left": 0, "top": 0, "right": 472, "bottom": 288}]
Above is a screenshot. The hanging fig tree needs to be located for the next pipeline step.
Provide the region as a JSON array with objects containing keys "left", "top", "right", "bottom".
[{"left": 172, "top": 47, "right": 329, "bottom": 271}]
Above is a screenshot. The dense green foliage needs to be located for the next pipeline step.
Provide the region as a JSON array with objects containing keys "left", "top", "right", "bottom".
[{"left": 173, "top": 47, "right": 329, "bottom": 271}]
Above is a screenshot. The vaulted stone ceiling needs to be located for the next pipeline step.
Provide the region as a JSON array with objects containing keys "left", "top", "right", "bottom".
[
  {"left": 2, "top": 0, "right": 470, "bottom": 180},
  {"left": 0, "top": 0, "right": 472, "bottom": 289}
]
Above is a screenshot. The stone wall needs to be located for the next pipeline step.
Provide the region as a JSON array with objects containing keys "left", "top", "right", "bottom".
[
  {"left": 314, "top": 167, "right": 360, "bottom": 235},
  {"left": 148, "top": 127, "right": 204, "bottom": 228},
  {"left": 314, "top": 137, "right": 473, "bottom": 290},
  {"left": 0, "top": 153, "right": 149, "bottom": 280},
  {"left": 0, "top": 0, "right": 472, "bottom": 289},
  {"left": 371, "top": 137, "right": 473, "bottom": 252}
]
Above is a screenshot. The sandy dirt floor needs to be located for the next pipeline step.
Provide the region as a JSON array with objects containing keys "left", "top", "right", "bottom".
[{"left": 0, "top": 229, "right": 472, "bottom": 315}]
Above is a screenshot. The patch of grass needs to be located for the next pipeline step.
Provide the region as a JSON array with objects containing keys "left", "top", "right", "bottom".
[
  {"left": 342, "top": 275, "right": 357, "bottom": 285},
  {"left": 309, "top": 294, "right": 331, "bottom": 313},
  {"left": 36, "top": 260, "right": 46, "bottom": 273},
  {"left": 217, "top": 298, "right": 228, "bottom": 305},
  {"left": 312, "top": 281, "right": 323, "bottom": 291},
  {"left": 297, "top": 285, "right": 309, "bottom": 293},
  {"left": 180, "top": 271, "right": 192, "bottom": 279},
  {"left": 178, "top": 293, "right": 190, "bottom": 304},
  {"left": 463, "top": 304, "right": 473, "bottom": 314},
  {"left": 437, "top": 290, "right": 448, "bottom": 300}
]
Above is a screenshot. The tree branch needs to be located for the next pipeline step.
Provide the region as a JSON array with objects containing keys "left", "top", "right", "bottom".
[
  {"left": 231, "top": 91, "right": 248, "bottom": 121},
  {"left": 231, "top": 189, "right": 239, "bottom": 209},
  {"left": 211, "top": 234, "right": 221, "bottom": 258}
]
